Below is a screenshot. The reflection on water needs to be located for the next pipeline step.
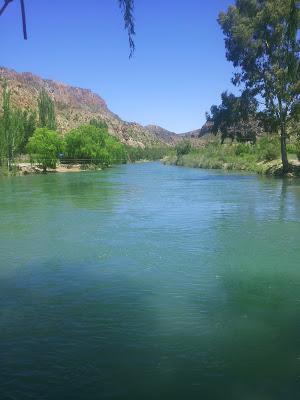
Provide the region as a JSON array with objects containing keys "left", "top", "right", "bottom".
[{"left": 0, "top": 163, "right": 299, "bottom": 399}]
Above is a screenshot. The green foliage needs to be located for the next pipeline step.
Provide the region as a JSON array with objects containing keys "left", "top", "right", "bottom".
[
  {"left": 125, "top": 145, "right": 169, "bottom": 162},
  {"left": 105, "top": 133, "right": 127, "bottom": 165},
  {"left": 19, "top": 110, "right": 37, "bottom": 153},
  {"left": 286, "top": 143, "right": 298, "bottom": 154},
  {"left": 207, "top": 91, "right": 258, "bottom": 144},
  {"left": 27, "top": 128, "right": 63, "bottom": 171},
  {"left": 0, "top": 81, "right": 37, "bottom": 170},
  {"left": 90, "top": 118, "right": 108, "bottom": 130},
  {"left": 38, "top": 89, "right": 56, "bottom": 130},
  {"left": 218, "top": 0, "right": 300, "bottom": 171},
  {"left": 165, "top": 137, "right": 282, "bottom": 173},
  {"left": 256, "top": 136, "right": 281, "bottom": 161},
  {"left": 175, "top": 140, "right": 192, "bottom": 157},
  {"left": 64, "top": 124, "right": 126, "bottom": 166},
  {"left": 234, "top": 143, "right": 253, "bottom": 156},
  {"left": 0, "top": 81, "right": 23, "bottom": 169}
]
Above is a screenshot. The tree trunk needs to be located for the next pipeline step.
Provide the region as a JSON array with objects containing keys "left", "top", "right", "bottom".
[{"left": 280, "top": 124, "right": 289, "bottom": 173}]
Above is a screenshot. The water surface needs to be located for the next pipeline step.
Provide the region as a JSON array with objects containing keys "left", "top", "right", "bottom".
[{"left": 0, "top": 163, "right": 300, "bottom": 399}]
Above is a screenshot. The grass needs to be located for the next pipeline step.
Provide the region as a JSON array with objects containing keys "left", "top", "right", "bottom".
[{"left": 164, "top": 136, "right": 300, "bottom": 176}]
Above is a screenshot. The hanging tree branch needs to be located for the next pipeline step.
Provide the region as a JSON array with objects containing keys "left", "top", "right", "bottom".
[
  {"left": 0, "top": 1, "right": 136, "bottom": 56},
  {"left": 118, "top": 0, "right": 135, "bottom": 57},
  {"left": 0, "top": 0, "right": 13, "bottom": 16},
  {"left": 0, "top": 0, "right": 27, "bottom": 39},
  {"left": 20, "top": 0, "right": 27, "bottom": 39}
]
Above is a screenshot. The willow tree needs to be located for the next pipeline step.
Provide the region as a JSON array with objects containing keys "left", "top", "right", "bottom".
[
  {"left": 27, "top": 128, "right": 62, "bottom": 172},
  {"left": 218, "top": 0, "right": 300, "bottom": 172}
]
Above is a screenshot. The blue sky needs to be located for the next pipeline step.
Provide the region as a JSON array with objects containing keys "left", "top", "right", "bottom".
[{"left": 0, "top": 0, "right": 236, "bottom": 133}]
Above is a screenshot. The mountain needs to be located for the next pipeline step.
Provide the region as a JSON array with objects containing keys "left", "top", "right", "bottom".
[
  {"left": 0, "top": 67, "right": 181, "bottom": 148},
  {"left": 178, "top": 129, "right": 202, "bottom": 138},
  {"left": 144, "top": 124, "right": 177, "bottom": 139}
]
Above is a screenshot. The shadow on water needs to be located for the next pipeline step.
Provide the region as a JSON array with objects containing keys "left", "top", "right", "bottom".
[
  {"left": 0, "top": 259, "right": 218, "bottom": 400},
  {"left": 205, "top": 267, "right": 300, "bottom": 399},
  {"left": 1, "top": 257, "right": 299, "bottom": 400},
  {"left": 0, "top": 171, "right": 123, "bottom": 216}
]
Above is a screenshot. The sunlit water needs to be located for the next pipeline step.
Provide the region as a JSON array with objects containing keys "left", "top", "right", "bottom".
[{"left": 0, "top": 162, "right": 300, "bottom": 399}]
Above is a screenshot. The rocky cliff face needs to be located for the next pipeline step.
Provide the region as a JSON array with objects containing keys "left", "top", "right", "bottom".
[{"left": 0, "top": 67, "right": 181, "bottom": 147}]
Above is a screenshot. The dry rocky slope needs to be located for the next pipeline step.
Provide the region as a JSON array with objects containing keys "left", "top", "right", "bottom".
[{"left": 0, "top": 67, "right": 186, "bottom": 148}]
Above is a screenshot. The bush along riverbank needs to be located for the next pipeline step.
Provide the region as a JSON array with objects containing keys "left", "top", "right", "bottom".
[
  {"left": 163, "top": 138, "right": 300, "bottom": 177},
  {"left": 5, "top": 139, "right": 171, "bottom": 177}
]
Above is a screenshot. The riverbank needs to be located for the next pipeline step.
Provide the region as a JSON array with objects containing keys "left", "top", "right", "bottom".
[
  {"left": 164, "top": 141, "right": 300, "bottom": 177},
  {"left": 6, "top": 160, "right": 152, "bottom": 176},
  {"left": 16, "top": 163, "right": 102, "bottom": 175}
]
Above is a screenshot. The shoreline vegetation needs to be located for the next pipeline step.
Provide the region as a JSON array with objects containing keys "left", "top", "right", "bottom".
[
  {"left": 0, "top": 147, "right": 171, "bottom": 177},
  {"left": 163, "top": 137, "right": 300, "bottom": 178},
  {"left": 0, "top": 151, "right": 172, "bottom": 178},
  {"left": 2, "top": 135, "right": 300, "bottom": 177},
  {"left": 0, "top": 145, "right": 172, "bottom": 177}
]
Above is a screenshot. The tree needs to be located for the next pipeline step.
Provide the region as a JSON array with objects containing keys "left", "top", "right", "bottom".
[
  {"left": 218, "top": 0, "right": 300, "bottom": 172},
  {"left": 104, "top": 131, "right": 127, "bottom": 164},
  {"left": 19, "top": 109, "right": 36, "bottom": 153},
  {"left": 37, "top": 89, "right": 56, "bottom": 130},
  {"left": 64, "top": 124, "right": 126, "bottom": 166},
  {"left": 207, "top": 91, "right": 258, "bottom": 144},
  {"left": 0, "top": 81, "right": 23, "bottom": 169},
  {"left": 27, "top": 128, "right": 62, "bottom": 172}
]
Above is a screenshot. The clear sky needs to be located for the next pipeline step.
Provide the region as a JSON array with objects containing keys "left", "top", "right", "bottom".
[{"left": 0, "top": 0, "right": 237, "bottom": 133}]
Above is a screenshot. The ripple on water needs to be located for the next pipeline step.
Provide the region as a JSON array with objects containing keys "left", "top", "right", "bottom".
[{"left": 0, "top": 163, "right": 300, "bottom": 399}]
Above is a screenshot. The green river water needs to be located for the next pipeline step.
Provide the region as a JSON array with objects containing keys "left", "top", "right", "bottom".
[{"left": 0, "top": 162, "right": 299, "bottom": 399}]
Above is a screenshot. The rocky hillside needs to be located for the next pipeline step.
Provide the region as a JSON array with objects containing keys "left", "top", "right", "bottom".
[
  {"left": 0, "top": 67, "right": 182, "bottom": 148},
  {"left": 145, "top": 125, "right": 177, "bottom": 140}
]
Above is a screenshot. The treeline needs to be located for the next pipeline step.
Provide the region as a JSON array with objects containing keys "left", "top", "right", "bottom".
[
  {"left": 125, "top": 145, "right": 171, "bottom": 162},
  {"left": 204, "top": 0, "right": 300, "bottom": 172},
  {"left": 0, "top": 82, "right": 169, "bottom": 174}
]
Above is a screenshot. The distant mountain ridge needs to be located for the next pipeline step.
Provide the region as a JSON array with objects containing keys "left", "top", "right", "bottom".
[{"left": 0, "top": 67, "right": 186, "bottom": 147}]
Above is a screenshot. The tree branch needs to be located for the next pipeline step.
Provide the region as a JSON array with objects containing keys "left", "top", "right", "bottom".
[{"left": 118, "top": 0, "right": 135, "bottom": 57}]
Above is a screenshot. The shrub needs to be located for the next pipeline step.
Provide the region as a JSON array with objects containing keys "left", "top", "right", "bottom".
[
  {"left": 256, "top": 136, "right": 280, "bottom": 161},
  {"left": 234, "top": 143, "right": 252, "bottom": 156},
  {"left": 176, "top": 140, "right": 192, "bottom": 157},
  {"left": 27, "top": 128, "right": 63, "bottom": 171},
  {"left": 286, "top": 143, "right": 298, "bottom": 154}
]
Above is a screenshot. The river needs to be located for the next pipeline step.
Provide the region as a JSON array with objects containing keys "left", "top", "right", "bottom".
[{"left": 0, "top": 162, "right": 299, "bottom": 399}]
